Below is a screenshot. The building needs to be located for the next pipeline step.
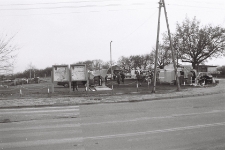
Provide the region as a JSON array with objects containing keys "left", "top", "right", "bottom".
[{"left": 197, "top": 65, "right": 217, "bottom": 73}]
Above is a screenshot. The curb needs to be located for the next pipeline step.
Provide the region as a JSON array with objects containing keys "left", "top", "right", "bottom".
[{"left": 0, "top": 90, "right": 223, "bottom": 109}]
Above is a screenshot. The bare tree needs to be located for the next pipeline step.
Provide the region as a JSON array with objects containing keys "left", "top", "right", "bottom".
[
  {"left": 117, "top": 56, "right": 132, "bottom": 72},
  {"left": 91, "top": 59, "right": 104, "bottom": 71},
  {"left": 27, "top": 63, "right": 36, "bottom": 78},
  {"left": 140, "top": 54, "right": 154, "bottom": 70},
  {"left": 0, "top": 34, "right": 18, "bottom": 75},
  {"left": 75, "top": 60, "right": 93, "bottom": 71},
  {"left": 151, "top": 43, "right": 172, "bottom": 69},
  {"left": 173, "top": 17, "right": 225, "bottom": 70}
]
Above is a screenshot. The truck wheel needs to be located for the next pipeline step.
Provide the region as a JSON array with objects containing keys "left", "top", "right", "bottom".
[{"left": 64, "top": 83, "right": 69, "bottom": 88}]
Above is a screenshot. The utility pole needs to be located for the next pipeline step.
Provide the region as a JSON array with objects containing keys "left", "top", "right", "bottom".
[
  {"left": 110, "top": 41, "right": 113, "bottom": 84},
  {"left": 162, "top": 0, "right": 180, "bottom": 91},
  {"left": 152, "top": 0, "right": 163, "bottom": 93}
]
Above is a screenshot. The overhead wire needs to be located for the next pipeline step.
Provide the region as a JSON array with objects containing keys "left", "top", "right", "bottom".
[
  {"left": 119, "top": 9, "right": 158, "bottom": 42},
  {"left": 169, "top": 0, "right": 225, "bottom": 5},
  {"left": 0, "top": 1, "right": 157, "bottom": 11},
  {"left": 0, "top": 6, "right": 157, "bottom": 17},
  {"left": 0, "top": 0, "right": 108, "bottom": 6},
  {"left": 0, "top": 1, "right": 158, "bottom": 16},
  {"left": 167, "top": 3, "right": 225, "bottom": 10},
  {"left": 0, "top": 0, "right": 153, "bottom": 6}
]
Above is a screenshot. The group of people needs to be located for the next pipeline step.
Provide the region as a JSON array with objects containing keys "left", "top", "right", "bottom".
[
  {"left": 112, "top": 70, "right": 154, "bottom": 85},
  {"left": 135, "top": 70, "right": 153, "bottom": 86},
  {"left": 115, "top": 71, "right": 125, "bottom": 85}
]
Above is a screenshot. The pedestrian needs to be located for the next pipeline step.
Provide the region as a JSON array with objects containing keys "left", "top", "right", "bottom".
[
  {"left": 187, "top": 71, "right": 193, "bottom": 84},
  {"left": 139, "top": 71, "right": 143, "bottom": 86},
  {"left": 113, "top": 73, "right": 116, "bottom": 80},
  {"left": 105, "top": 75, "right": 108, "bottom": 84},
  {"left": 120, "top": 71, "right": 125, "bottom": 84},
  {"left": 72, "top": 81, "right": 78, "bottom": 91},
  {"left": 147, "top": 71, "right": 151, "bottom": 84},
  {"left": 117, "top": 72, "right": 121, "bottom": 85},
  {"left": 136, "top": 71, "right": 140, "bottom": 85}
]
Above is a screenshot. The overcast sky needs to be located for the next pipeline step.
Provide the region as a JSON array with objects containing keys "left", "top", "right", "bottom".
[{"left": 1, "top": 0, "right": 225, "bottom": 73}]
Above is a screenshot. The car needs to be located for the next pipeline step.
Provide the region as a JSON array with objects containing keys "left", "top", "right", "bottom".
[
  {"left": 106, "top": 74, "right": 113, "bottom": 80},
  {"left": 125, "top": 73, "right": 131, "bottom": 78},
  {"left": 57, "top": 81, "right": 87, "bottom": 88},
  {"left": 57, "top": 78, "right": 96, "bottom": 88},
  {"left": 197, "top": 72, "right": 213, "bottom": 84}
]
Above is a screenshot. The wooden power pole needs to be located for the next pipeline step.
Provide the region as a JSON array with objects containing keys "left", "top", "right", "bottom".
[
  {"left": 152, "top": 0, "right": 163, "bottom": 93},
  {"left": 162, "top": 0, "right": 180, "bottom": 91},
  {"left": 152, "top": 0, "right": 180, "bottom": 93}
]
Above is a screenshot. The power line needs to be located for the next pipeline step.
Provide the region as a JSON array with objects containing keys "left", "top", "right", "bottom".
[
  {"left": 0, "top": 1, "right": 158, "bottom": 16},
  {"left": 167, "top": 3, "right": 225, "bottom": 10},
  {"left": 0, "top": 0, "right": 107, "bottom": 6},
  {"left": 120, "top": 9, "right": 158, "bottom": 41},
  {"left": 169, "top": 0, "right": 225, "bottom": 5},
  {"left": 0, "top": 1, "right": 157, "bottom": 11},
  {"left": 0, "top": 0, "right": 155, "bottom": 6},
  {"left": 0, "top": 6, "right": 157, "bottom": 17}
]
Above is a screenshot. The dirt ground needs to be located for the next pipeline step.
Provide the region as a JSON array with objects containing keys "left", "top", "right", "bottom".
[{"left": 0, "top": 78, "right": 217, "bottom": 99}]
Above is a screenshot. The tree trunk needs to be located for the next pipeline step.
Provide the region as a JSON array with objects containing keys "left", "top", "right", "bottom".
[{"left": 192, "top": 62, "right": 196, "bottom": 70}]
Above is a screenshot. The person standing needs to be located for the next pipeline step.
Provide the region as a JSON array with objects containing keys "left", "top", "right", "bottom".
[
  {"left": 187, "top": 71, "right": 193, "bottom": 84},
  {"left": 139, "top": 71, "right": 143, "bottom": 86},
  {"left": 72, "top": 81, "right": 78, "bottom": 91},
  {"left": 136, "top": 71, "right": 140, "bottom": 85},
  {"left": 120, "top": 71, "right": 125, "bottom": 84},
  {"left": 105, "top": 75, "right": 108, "bottom": 84},
  {"left": 117, "top": 72, "right": 121, "bottom": 85}
]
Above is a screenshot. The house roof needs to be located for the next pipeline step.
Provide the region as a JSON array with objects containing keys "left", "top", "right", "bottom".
[{"left": 198, "top": 65, "right": 217, "bottom": 67}]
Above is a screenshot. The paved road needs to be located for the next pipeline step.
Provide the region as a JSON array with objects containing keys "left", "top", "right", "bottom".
[
  {"left": 1, "top": 93, "right": 225, "bottom": 150},
  {"left": 79, "top": 93, "right": 225, "bottom": 150},
  {"left": 0, "top": 106, "right": 84, "bottom": 150}
]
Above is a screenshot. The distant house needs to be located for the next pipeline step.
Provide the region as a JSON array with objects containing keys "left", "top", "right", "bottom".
[
  {"left": 197, "top": 65, "right": 217, "bottom": 73},
  {"left": 107, "top": 65, "right": 122, "bottom": 74}
]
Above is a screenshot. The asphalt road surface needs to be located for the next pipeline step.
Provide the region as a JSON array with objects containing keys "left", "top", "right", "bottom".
[
  {"left": 1, "top": 93, "right": 225, "bottom": 150},
  {"left": 0, "top": 106, "right": 84, "bottom": 150}
]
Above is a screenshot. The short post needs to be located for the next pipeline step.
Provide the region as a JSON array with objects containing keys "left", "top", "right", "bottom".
[
  {"left": 51, "top": 71, "right": 54, "bottom": 93},
  {"left": 137, "top": 81, "right": 139, "bottom": 92},
  {"left": 111, "top": 84, "right": 114, "bottom": 95},
  {"left": 85, "top": 85, "right": 88, "bottom": 95},
  {"left": 47, "top": 85, "right": 50, "bottom": 97},
  {"left": 52, "top": 84, "right": 54, "bottom": 93},
  {"left": 19, "top": 86, "right": 22, "bottom": 97}
]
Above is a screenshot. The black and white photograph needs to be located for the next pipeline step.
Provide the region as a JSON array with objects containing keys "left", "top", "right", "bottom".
[{"left": 0, "top": 0, "right": 225, "bottom": 149}]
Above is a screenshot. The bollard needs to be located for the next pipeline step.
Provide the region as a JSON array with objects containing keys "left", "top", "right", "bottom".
[
  {"left": 85, "top": 86, "right": 88, "bottom": 96},
  {"left": 111, "top": 84, "right": 114, "bottom": 95},
  {"left": 137, "top": 82, "right": 139, "bottom": 92},
  {"left": 20, "top": 88, "right": 22, "bottom": 97},
  {"left": 48, "top": 86, "right": 50, "bottom": 97}
]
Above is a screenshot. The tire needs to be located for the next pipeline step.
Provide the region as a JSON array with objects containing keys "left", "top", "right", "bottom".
[{"left": 64, "top": 83, "right": 69, "bottom": 88}]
